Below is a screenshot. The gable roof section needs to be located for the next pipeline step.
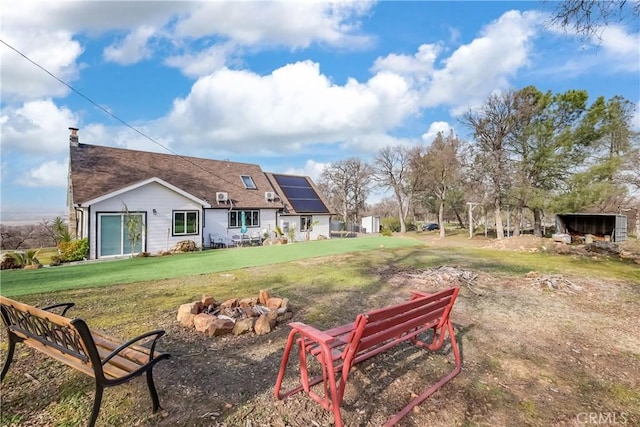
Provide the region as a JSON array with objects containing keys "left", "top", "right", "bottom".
[
  {"left": 80, "top": 177, "right": 211, "bottom": 207},
  {"left": 70, "top": 143, "right": 279, "bottom": 209},
  {"left": 265, "top": 172, "right": 333, "bottom": 215}
]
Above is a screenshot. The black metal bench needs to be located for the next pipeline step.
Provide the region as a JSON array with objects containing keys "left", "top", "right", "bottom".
[{"left": 0, "top": 296, "right": 171, "bottom": 427}]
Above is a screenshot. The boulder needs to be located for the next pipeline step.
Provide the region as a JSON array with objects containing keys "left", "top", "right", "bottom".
[
  {"left": 170, "top": 240, "right": 197, "bottom": 253},
  {"left": 232, "top": 318, "right": 255, "bottom": 336},
  {"left": 193, "top": 313, "right": 217, "bottom": 333},
  {"left": 254, "top": 315, "right": 272, "bottom": 335},
  {"left": 258, "top": 289, "right": 271, "bottom": 305}
]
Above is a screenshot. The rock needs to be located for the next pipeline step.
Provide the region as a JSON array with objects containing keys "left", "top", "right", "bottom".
[
  {"left": 239, "top": 297, "right": 258, "bottom": 307},
  {"left": 202, "top": 295, "right": 216, "bottom": 306},
  {"left": 170, "top": 240, "right": 197, "bottom": 253},
  {"left": 208, "top": 318, "right": 235, "bottom": 337},
  {"left": 232, "top": 318, "right": 255, "bottom": 335},
  {"left": 266, "top": 297, "right": 283, "bottom": 311},
  {"left": 317, "top": 235, "right": 328, "bottom": 240},
  {"left": 258, "top": 290, "right": 271, "bottom": 305},
  {"left": 266, "top": 310, "right": 278, "bottom": 328},
  {"left": 177, "top": 302, "right": 203, "bottom": 324},
  {"left": 280, "top": 298, "right": 290, "bottom": 311},
  {"left": 23, "top": 264, "right": 42, "bottom": 270},
  {"left": 277, "top": 311, "right": 294, "bottom": 323},
  {"left": 220, "top": 298, "right": 239, "bottom": 309},
  {"left": 179, "top": 313, "right": 196, "bottom": 327},
  {"left": 585, "top": 241, "right": 621, "bottom": 255},
  {"left": 254, "top": 315, "right": 272, "bottom": 335},
  {"left": 193, "top": 313, "right": 217, "bottom": 333},
  {"left": 525, "top": 271, "right": 539, "bottom": 278},
  {"left": 552, "top": 233, "right": 571, "bottom": 244}
]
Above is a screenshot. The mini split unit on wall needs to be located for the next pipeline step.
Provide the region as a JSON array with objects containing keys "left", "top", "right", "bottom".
[
  {"left": 265, "top": 191, "right": 276, "bottom": 201},
  {"left": 216, "top": 192, "right": 228, "bottom": 202}
]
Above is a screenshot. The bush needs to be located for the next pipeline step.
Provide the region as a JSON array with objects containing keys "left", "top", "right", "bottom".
[
  {"left": 57, "top": 238, "right": 89, "bottom": 262},
  {"left": 380, "top": 228, "right": 393, "bottom": 237},
  {"left": 381, "top": 217, "right": 401, "bottom": 233}
]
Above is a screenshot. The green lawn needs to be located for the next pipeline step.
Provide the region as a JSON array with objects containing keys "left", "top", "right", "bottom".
[{"left": 0, "top": 236, "right": 422, "bottom": 297}]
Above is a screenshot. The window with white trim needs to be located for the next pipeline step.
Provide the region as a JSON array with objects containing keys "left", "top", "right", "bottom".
[
  {"left": 173, "top": 211, "right": 198, "bottom": 235},
  {"left": 240, "top": 175, "right": 257, "bottom": 189},
  {"left": 300, "top": 215, "right": 313, "bottom": 231},
  {"left": 229, "top": 210, "right": 260, "bottom": 227}
]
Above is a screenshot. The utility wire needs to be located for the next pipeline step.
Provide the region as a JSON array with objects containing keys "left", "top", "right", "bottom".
[{"left": 0, "top": 38, "right": 244, "bottom": 192}]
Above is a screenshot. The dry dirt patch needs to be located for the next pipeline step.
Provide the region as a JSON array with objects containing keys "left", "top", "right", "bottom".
[{"left": 1, "top": 265, "right": 638, "bottom": 426}]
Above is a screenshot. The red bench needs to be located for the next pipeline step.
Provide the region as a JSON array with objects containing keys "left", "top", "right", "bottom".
[{"left": 274, "top": 287, "right": 461, "bottom": 426}]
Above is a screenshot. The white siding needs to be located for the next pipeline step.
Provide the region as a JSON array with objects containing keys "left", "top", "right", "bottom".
[
  {"left": 203, "top": 208, "right": 279, "bottom": 247},
  {"left": 89, "top": 181, "right": 203, "bottom": 258},
  {"left": 279, "top": 215, "right": 331, "bottom": 241}
]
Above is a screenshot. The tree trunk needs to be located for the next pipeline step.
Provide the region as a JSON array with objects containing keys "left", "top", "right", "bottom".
[
  {"left": 512, "top": 205, "right": 523, "bottom": 237},
  {"left": 453, "top": 207, "right": 466, "bottom": 229},
  {"left": 533, "top": 207, "right": 543, "bottom": 237},
  {"left": 494, "top": 198, "right": 504, "bottom": 239},
  {"left": 439, "top": 201, "right": 445, "bottom": 239}
]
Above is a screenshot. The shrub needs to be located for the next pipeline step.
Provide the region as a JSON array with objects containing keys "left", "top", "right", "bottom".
[
  {"left": 57, "top": 238, "right": 89, "bottom": 262},
  {"left": 380, "top": 228, "right": 393, "bottom": 237},
  {"left": 381, "top": 217, "right": 401, "bottom": 233}
]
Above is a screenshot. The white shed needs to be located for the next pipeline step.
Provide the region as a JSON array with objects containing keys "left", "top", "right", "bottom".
[{"left": 361, "top": 216, "right": 380, "bottom": 234}]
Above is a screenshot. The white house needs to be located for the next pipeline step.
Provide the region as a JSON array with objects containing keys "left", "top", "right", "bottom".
[{"left": 67, "top": 128, "right": 333, "bottom": 259}]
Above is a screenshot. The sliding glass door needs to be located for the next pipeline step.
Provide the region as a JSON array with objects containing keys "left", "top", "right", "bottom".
[{"left": 98, "top": 213, "right": 144, "bottom": 257}]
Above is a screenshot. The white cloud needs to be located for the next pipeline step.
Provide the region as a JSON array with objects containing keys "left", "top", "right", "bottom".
[
  {"left": 594, "top": 25, "right": 640, "bottom": 72},
  {"left": 283, "top": 160, "right": 330, "bottom": 181},
  {"left": 25, "top": 160, "right": 68, "bottom": 187},
  {"left": 165, "top": 61, "right": 419, "bottom": 152},
  {"left": 371, "top": 43, "right": 441, "bottom": 81},
  {"left": 103, "top": 26, "right": 156, "bottom": 65},
  {"left": 0, "top": 99, "right": 78, "bottom": 155},
  {"left": 0, "top": 30, "right": 83, "bottom": 101},
  {"left": 165, "top": 42, "right": 240, "bottom": 78},
  {"left": 421, "top": 121, "right": 454, "bottom": 143},
  {"left": 342, "top": 133, "right": 418, "bottom": 153},
  {"left": 424, "top": 10, "right": 541, "bottom": 115},
  {"left": 175, "top": 1, "right": 373, "bottom": 48}
]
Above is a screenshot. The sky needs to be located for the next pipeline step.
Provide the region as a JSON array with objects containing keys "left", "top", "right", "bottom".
[{"left": 1, "top": 1, "right": 639, "bottom": 224}]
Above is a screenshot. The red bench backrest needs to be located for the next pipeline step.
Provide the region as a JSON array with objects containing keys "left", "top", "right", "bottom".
[{"left": 344, "top": 287, "right": 459, "bottom": 360}]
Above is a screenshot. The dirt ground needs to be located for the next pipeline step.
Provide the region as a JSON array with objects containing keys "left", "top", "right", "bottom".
[{"left": 1, "top": 236, "right": 639, "bottom": 426}]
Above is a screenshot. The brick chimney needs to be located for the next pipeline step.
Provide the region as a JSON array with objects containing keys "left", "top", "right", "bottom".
[{"left": 69, "top": 127, "right": 79, "bottom": 146}]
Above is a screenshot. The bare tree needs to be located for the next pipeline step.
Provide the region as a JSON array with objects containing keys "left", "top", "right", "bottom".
[
  {"left": 461, "top": 92, "right": 518, "bottom": 239},
  {"left": 373, "top": 146, "right": 413, "bottom": 233},
  {"left": 1, "top": 225, "right": 38, "bottom": 250},
  {"left": 546, "top": 0, "right": 640, "bottom": 39},
  {"left": 319, "top": 158, "right": 373, "bottom": 225},
  {"left": 413, "top": 131, "right": 463, "bottom": 238}
]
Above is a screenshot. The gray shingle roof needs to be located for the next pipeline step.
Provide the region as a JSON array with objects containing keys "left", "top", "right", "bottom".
[{"left": 69, "top": 143, "right": 280, "bottom": 209}]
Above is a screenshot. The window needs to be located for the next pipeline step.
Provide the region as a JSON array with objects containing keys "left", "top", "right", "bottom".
[
  {"left": 300, "top": 215, "right": 313, "bottom": 231},
  {"left": 240, "top": 175, "right": 257, "bottom": 189},
  {"left": 173, "top": 211, "right": 198, "bottom": 235},
  {"left": 229, "top": 210, "right": 260, "bottom": 228}
]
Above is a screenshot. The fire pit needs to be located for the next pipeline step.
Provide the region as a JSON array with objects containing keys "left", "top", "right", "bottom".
[{"left": 176, "top": 289, "right": 293, "bottom": 337}]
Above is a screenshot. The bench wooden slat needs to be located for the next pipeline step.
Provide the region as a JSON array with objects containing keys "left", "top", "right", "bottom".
[
  {"left": 360, "top": 298, "right": 450, "bottom": 340},
  {"left": 357, "top": 307, "right": 446, "bottom": 353},
  {"left": 365, "top": 288, "right": 456, "bottom": 323},
  {"left": 1, "top": 296, "right": 170, "bottom": 427}
]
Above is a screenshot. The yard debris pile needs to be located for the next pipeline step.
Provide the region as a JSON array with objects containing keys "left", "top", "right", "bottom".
[
  {"left": 526, "top": 273, "right": 583, "bottom": 294},
  {"left": 393, "top": 265, "right": 483, "bottom": 296},
  {"left": 176, "top": 289, "right": 293, "bottom": 337}
]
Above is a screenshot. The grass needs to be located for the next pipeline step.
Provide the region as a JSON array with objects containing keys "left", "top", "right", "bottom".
[
  {"left": 1, "top": 234, "right": 638, "bottom": 426},
  {"left": 0, "top": 236, "right": 421, "bottom": 297}
]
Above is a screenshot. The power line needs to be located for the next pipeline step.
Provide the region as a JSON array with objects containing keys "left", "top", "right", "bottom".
[{"left": 0, "top": 38, "right": 243, "bottom": 192}]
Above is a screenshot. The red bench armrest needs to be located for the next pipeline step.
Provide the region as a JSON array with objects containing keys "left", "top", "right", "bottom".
[{"left": 289, "top": 322, "right": 335, "bottom": 344}]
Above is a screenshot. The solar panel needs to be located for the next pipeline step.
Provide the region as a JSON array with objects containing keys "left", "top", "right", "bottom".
[{"left": 273, "top": 174, "right": 329, "bottom": 213}]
